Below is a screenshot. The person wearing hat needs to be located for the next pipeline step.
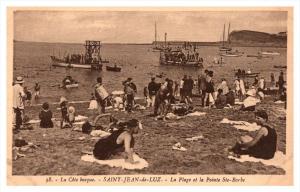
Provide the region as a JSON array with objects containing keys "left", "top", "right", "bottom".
[
  {"left": 240, "top": 89, "right": 259, "bottom": 111},
  {"left": 13, "top": 76, "right": 26, "bottom": 132},
  {"left": 229, "top": 110, "right": 277, "bottom": 160},
  {"left": 93, "top": 118, "right": 143, "bottom": 163}
]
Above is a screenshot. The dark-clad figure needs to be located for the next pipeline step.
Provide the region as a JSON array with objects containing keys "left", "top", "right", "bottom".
[
  {"left": 215, "top": 89, "right": 227, "bottom": 109},
  {"left": 93, "top": 119, "right": 143, "bottom": 164},
  {"left": 278, "top": 71, "right": 285, "bottom": 95},
  {"left": 148, "top": 77, "right": 160, "bottom": 107},
  {"left": 123, "top": 78, "right": 137, "bottom": 113},
  {"left": 154, "top": 80, "right": 174, "bottom": 117},
  {"left": 230, "top": 110, "right": 277, "bottom": 160},
  {"left": 39, "top": 102, "right": 53, "bottom": 128}
]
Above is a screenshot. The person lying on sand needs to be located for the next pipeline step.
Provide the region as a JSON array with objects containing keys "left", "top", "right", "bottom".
[
  {"left": 229, "top": 110, "right": 277, "bottom": 160},
  {"left": 93, "top": 118, "right": 143, "bottom": 164}
]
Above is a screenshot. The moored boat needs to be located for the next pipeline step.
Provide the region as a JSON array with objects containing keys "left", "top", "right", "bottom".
[
  {"left": 60, "top": 83, "right": 79, "bottom": 89},
  {"left": 159, "top": 48, "right": 203, "bottom": 67},
  {"left": 260, "top": 51, "right": 280, "bottom": 56},
  {"left": 273, "top": 65, "right": 287, "bottom": 69},
  {"left": 50, "top": 40, "right": 107, "bottom": 70},
  {"left": 106, "top": 65, "right": 121, "bottom": 72}
]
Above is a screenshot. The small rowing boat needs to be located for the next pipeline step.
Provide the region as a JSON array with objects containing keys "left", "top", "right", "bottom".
[
  {"left": 260, "top": 51, "right": 280, "bottom": 56},
  {"left": 106, "top": 65, "right": 121, "bottom": 72}
]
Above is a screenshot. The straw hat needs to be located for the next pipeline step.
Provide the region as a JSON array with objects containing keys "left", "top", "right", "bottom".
[
  {"left": 68, "top": 106, "right": 75, "bottom": 113},
  {"left": 15, "top": 76, "right": 24, "bottom": 84}
]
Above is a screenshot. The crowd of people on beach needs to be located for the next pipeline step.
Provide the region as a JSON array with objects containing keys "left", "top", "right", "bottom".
[{"left": 12, "top": 68, "right": 287, "bottom": 163}]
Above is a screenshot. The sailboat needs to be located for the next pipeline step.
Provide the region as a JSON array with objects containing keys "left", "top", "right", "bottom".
[
  {"left": 219, "top": 23, "right": 232, "bottom": 52},
  {"left": 219, "top": 23, "right": 243, "bottom": 57},
  {"left": 152, "top": 22, "right": 167, "bottom": 51}
]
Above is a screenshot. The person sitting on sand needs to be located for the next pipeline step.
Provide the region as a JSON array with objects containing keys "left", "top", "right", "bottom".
[
  {"left": 226, "top": 88, "right": 235, "bottom": 106},
  {"left": 112, "top": 92, "right": 124, "bottom": 111},
  {"left": 215, "top": 89, "right": 227, "bottom": 109},
  {"left": 39, "top": 102, "right": 53, "bottom": 128},
  {"left": 93, "top": 118, "right": 143, "bottom": 164},
  {"left": 240, "top": 89, "right": 258, "bottom": 111},
  {"left": 229, "top": 110, "right": 277, "bottom": 160}
]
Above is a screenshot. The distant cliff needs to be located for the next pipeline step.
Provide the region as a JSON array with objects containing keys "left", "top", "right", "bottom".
[{"left": 228, "top": 30, "right": 287, "bottom": 47}]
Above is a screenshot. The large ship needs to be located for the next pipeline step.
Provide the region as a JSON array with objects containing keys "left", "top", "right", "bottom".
[{"left": 50, "top": 40, "right": 108, "bottom": 70}]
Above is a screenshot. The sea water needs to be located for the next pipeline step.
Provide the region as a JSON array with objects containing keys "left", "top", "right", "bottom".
[{"left": 12, "top": 41, "right": 287, "bottom": 104}]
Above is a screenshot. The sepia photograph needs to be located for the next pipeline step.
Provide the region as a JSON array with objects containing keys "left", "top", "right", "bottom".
[{"left": 7, "top": 7, "right": 293, "bottom": 185}]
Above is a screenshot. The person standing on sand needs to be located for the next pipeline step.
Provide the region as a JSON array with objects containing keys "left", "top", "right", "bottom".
[
  {"left": 13, "top": 76, "right": 26, "bottom": 133},
  {"left": 148, "top": 77, "right": 159, "bottom": 107},
  {"left": 203, "top": 71, "right": 214, "bottom": 108},
  {"left": 123, "top": 77, "right": 137, "bottom": 113},
  {"left": 278, "top": 71, "right": 285, "bottom": 95},
  {"left": 154, "top": 80, "right": 174, "bottom": 119},
  {"left": 186, "top": 75, "right": 194, "bottom": 103},
  {"left": 198, "top": 70, "right": 207, "bottom": 107},
  {"left": 270, "top": 73, "right": 275, "bottom": 87},
  {"left": 94, "top": 77, "right": 109, "bottom": 114},
  {"left": 230, "top": 110, "right": 277, "bottom": 160}
]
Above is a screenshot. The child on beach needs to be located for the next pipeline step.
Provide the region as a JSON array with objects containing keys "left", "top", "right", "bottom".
[
  {"left": 143, "top": 86, "right": 151, "bottom": 108},
  {"left": 39, "top": 102, "right": 53, "bottom": 128},
  {"left": 59, "top": 97, "right": 70, "bottom": 128},
  {"left": 34, "top": 83, "right": 41, "bottom": 99},
  {"left": 112, "top": 92, "right": 124, "bottom": 111},
  {"left": 88, "top": 93, "right": 98, "bottom": 112},
  {"left": 23, "top": 86, "right": 32, "bottom": 106}
]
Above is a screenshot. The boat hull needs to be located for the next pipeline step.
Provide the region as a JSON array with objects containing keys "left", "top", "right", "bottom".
[
  {"left": 106, "top": 66, "right": 121, "bottom": 72},
  {"left": 260, "top": 52, "right": 280, "bottom": 56},
  {"left": 51, "top": 56, "right": 103, "bottom": 70},
  {"left": 160, "top": 60, "right": 203, "bottom": 67},
  {"left": 53, "top": 62, "right": 92, "bottom": 69},
  {"left": 60, "top": 84, "right": 79, "bottom": 89}
]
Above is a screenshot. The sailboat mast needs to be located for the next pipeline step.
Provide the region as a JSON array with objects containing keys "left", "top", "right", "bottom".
[
  {"left": 222, "top": 23, "right": 226, "bottom": 47},
  {"left": 227, "top": 23, "right": 231, "bottom": 44},
  {"left": 155, "top": 21, "right": 157, "bottom": 46},
  {"left": 164, "top": 32, "right": 167, "bottom": 48}
]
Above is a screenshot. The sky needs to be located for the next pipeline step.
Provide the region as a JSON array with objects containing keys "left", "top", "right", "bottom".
[{"left": 14, "top": 10, "right": 288, "bottom": 44}]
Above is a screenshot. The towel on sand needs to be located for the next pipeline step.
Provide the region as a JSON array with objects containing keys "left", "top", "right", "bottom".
[
  {"left": 228, "top": 151, "right": 287, "bottom": 170},
  {"left": 166, "top": 111, "right": 206, "bottom": 120},
  {"left": 81, "top": 154, "right": 148, "bottom": 170},
  {"left": 220, "top": 118, "right": 261, "bottom": 131}
]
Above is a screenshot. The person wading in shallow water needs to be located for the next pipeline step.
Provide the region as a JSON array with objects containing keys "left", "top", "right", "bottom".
[
  {"left": 229, "top": 110, "right": 277, "bottom": 160},
  {"left": 93, "top": 119, "right": 143, "bottom": 164}
]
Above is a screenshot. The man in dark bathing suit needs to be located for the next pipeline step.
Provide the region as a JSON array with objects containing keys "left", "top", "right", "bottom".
[{"left": 230, "top": 110, "right": 277, "bottom": 160}]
